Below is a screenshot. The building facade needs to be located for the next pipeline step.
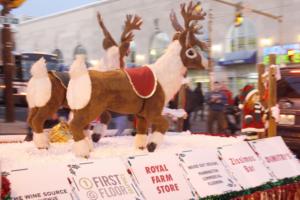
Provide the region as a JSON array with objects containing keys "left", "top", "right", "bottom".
[{"left": 14, "top": 0, "right": 300, "bottom": 94}]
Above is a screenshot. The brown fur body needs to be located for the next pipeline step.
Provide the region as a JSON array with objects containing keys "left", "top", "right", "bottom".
[
  {"left": 70, "top": 70, "right": 168, "bottom": 141},
  {"left": 27, "top": 73, "right": 67, "bottom": 134}
]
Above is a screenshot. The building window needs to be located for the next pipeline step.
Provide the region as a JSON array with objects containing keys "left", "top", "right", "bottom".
[
  {"left": 149, "top": 32, "right": 170, "bottom": 63},
  {"left": 226, "top": 18, "right": 257, "bottom": 52}
]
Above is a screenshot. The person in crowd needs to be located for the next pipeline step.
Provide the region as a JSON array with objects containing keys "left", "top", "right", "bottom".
[
  {"left": 220, "top": 82, "right": 233, "bottom": 105},
  {"left": 205, "top": 81, "right": 228, "bottom": 133},
  {"left": 183, "top": 84, "right": 196, "bottom": 131},
  {"left": 193, "top": 82, "right": 204, "bottom": 121}
]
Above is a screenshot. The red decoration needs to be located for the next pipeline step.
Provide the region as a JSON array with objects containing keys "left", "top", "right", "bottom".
[
  {"left": 1, "top": 176, "right": 11, "bottom": 199},
  {"left": 124, "top": 66, "right": 157, "bottom": 98}
]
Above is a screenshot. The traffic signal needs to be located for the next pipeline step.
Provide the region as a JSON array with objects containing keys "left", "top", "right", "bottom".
[
  {"left": 234, "top": 11, "right": 243, "bottom": 27},
  {"left": 287, "top": 49, "right": 295, "bottom": 63}
]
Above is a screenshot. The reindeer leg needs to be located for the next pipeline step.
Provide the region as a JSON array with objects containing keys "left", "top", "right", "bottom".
[
  {"left": 91, "top": 111, "right": 111, "bottom": 143},
  {"left": 25, "top": 107, "right": 38, "bottom": 141},
  {"left": 27, "top": 107, "right": 38, "bottom": 128},
  {"left": 147, "top": 115, "right": 169, "bottom": 152},
  {"left": 31, "top": 106, "right": 58, "bottom": 149},
  {"left": 70, "top": 105, "right": 106, "bottom": 158},
  {"left": 83, "top": 125, "right": 94, "bottom": 152},
  {"left": 134, "top": 116, "right": 148, "bottom": 150}
]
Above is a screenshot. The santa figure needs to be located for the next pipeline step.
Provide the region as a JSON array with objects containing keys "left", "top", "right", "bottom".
[{"left": 239, "top": 85, "right": 266, "bottom": 140}]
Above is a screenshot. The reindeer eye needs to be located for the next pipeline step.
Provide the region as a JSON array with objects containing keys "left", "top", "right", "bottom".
[{"left": 185, "top": 48, "right": 197, "bottom": 59}]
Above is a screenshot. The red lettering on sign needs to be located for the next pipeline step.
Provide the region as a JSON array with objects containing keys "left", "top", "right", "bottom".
[{"left": 156, "top": 183, "right": 179, "bottom": 194}]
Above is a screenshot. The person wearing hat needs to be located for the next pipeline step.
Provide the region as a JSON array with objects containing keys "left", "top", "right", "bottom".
[{"left": 239, "top": 84, "right": 266, "bottom": 140}]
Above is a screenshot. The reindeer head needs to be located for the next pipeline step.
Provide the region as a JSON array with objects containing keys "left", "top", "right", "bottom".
[
  {"left": 170, "top": 1, "right": 208, "bottom": 70},
  {"left": 97, "top": 13, "right": 142, "bottom": 68}
]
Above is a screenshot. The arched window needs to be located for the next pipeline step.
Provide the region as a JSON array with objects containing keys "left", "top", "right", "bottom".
[
  {"left": 225, "top": 18, "right": 257, "bottom": 52},
  {"left": 73, "top": 44, "right": 87, "bottom": 58},
  {"left": 149, "top": 32, "right": 170, "bottom": 63},
  {"left": 52, "top": 49, "right": 64, "bottom": 64}
]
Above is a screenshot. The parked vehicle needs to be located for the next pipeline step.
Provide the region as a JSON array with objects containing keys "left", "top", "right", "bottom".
[
  {"left": 0, "top": 52, "right": 58, "bottom": 106},
  {"left": 277, "top": 66, "right": 300, "bottom": 156}
]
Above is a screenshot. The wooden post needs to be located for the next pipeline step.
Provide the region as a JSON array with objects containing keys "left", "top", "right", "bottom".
[
  {"left": 268, "top": 54, "right": 277, "bottom": 137},
  {"left": 257, "top": 63, "right": 266, "bottom": 107},
  {"left": 1, "top": 6, "right": 15, "bottom": 122}
]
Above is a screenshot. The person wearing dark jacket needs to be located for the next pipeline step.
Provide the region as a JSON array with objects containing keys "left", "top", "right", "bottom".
[
  {"left": 183, "top": 85, "right": 196, "bottom": 131},
  {"left": 193, "top": 82, "right": 204, "bottom": 120},
  {"left": 205, "top": 81, "right": 227, "bottom": 133}
]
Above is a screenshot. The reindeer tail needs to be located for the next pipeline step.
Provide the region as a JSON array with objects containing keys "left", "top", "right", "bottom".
[
  {"left": 30, "top": 57, "right": 48, "bottom": 78},
  {"left": 26, "top": 57, "right": 52, "bottom": 108},
  {"left": 67, "top": 55, "right": 92, "bottom": 110}
]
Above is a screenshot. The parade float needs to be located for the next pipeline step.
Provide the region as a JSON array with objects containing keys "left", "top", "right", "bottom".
[{"left": 1, "top": 1, "right": 300, "bottom": 200}]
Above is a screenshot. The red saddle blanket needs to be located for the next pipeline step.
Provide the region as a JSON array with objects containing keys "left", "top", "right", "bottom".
[{"left": 124, "top": 66, "right": 157, "bottom": 98}]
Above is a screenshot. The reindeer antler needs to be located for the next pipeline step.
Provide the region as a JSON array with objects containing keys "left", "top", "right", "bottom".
[
  {"left": 119, "top": 14, "right": 142, "bottom": 69},
  {"left": 180, "top": 1, "right": 206, "bottom": 29},
  {"left": 120, "top": 14, "right": 142, "bottom": 43},
  {"left": 97, "top": 12, "right": 117, "bottom": 50},
  {"left": 169, "top": 9, "right": 184, "bottom": 32}
]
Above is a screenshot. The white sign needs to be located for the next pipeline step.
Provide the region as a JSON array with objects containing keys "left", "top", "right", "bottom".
[
  {"left": 218, "top": 142, "right": 276, "bottom": 189},
  {"left": 248, "top": 136, "right": 300, "bottom": 179},
  {"left": 128, "top": 153, "right": 194, "bottom": 200},
  {"left": 66, "top": 158, "right": 142, "bottom": 200},
  {"left": 4, "top": 164, "right": 72, "bottom": 200},
  {"left": 179, "top": 148, "right": 242, "bottom": 197},
  {"left": 0, "top": 16, "right": 19, "bottom": 24}
]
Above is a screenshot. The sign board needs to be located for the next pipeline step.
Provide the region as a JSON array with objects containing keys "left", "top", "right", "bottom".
[
  {"left": 4, "top": 164, "right": 72, "bottom": 200},
  {"left": 218, "top": 142, "right": 276, "bottom": 189},
  {"left": 179, "top": 148, "right": 242, "bottom": 197},
  {"left": 128, "top": 153, "right": 194, "bottom": 200},
  {"left": 263, "top": 43, "right": 300, "bottom": 64},
  {"left": 66, "top": 158, "right": 142, "bottom": 200},
  {"left": 248, "top": 136, "right": 300, "bottom": 179},
  {"left": 0, "top": 16, "right": 19, "bottom": 25}
]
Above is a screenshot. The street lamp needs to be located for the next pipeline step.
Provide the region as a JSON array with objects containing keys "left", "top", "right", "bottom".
[{"left": 1, "top": 0, "right": 26, "bottom": 122}]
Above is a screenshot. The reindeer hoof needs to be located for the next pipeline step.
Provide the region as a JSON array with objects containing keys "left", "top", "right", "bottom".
[
  {"left": 138, "top": 146, "right": 145, "bottom": 150},
  {"left": 147, "top": 142, "right": 157, "bottom": 152},
  {"left": 91, "top": 133, "right": 101, "bottom": 143},
  {"left": 85, "top": 137, "right": 94, "bottom": 152},
  {"left": 33, "top": 132, "right": 50, "bottom": 149},
  {"left": 38, "top": 147, "right": 48, "bottom": 150},
  {"left": 73, "top": 139, "right": 90, "bottom": 158}
]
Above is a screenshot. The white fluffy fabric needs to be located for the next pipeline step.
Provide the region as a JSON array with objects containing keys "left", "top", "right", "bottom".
[
  {"left": 33, "top": 132, "right": 49, "bottom": 149},
  {"left": 271, "top": 104, "right": 280, "bottom": 122},
  {"left": 67, "top": 56, "right": 92, "bottom": 110},
  {"left": 134, "top": 134, "right": 148, "bottom": 149},
  {"left": 73, "top": 139, "right": 90, "bottom": 158},
  {"left": 85, "top": 137, "right": 94, "bottom": 152},
  {"left": 162, "top": 107, "right": 187, "bottom": 119},
  {"left": 148, "top": 41, "right": 186, "bottom": 104},
  {"left": 26, "top": 58, "right": 52, "bottom": 108},
  {"left": 148, "top": 131, "right": 164, "bottom": 147},
  {"left": 90, "top": 46, "right": 120, "bottom": 72}
]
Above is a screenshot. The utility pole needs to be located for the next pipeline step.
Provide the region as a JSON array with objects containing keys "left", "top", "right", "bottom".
[
  {"left": 1, "top": 2, "right": 15, "bottom": 122},
  {"left": 207, "top": 9, "right": 213, "bottom": 72},
  {"left": 1, "top": 0, "right": 26, "bottom": 122}
]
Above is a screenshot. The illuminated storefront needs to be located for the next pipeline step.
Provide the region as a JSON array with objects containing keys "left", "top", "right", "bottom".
[{"left": 263, "top": 43, "right": 300, "bottom": 65}]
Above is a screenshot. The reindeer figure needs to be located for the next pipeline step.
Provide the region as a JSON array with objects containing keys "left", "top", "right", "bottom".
[
  {"left": 26, "top": 13, "right": 142, "bottom": 150},
  {"left": 67, "top": 1, "right": 208, "bottom": 158},
  {"left": 91, "top": 13, "right": 142, "bottom": 143}
]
